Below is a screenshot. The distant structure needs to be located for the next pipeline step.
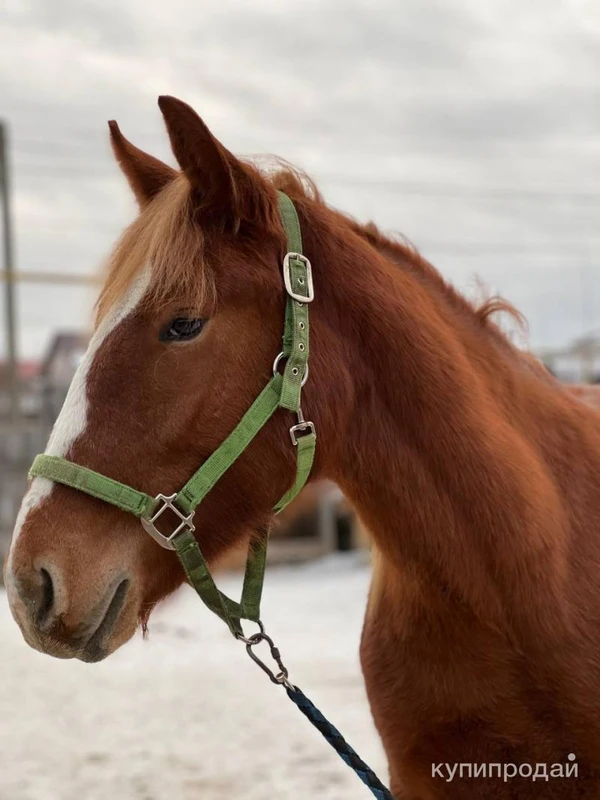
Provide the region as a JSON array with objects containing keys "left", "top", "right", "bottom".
[
  {"left": 40, "top": 331, "right": 87, "bottom": 423},
  {"left": 0, "top": 360, "right": 43, "bottom": 559},
  {"left": 0, "top": 331, "right": 87, "bottom": 564},
  {"left": 0, "top": 331, "right": 86, "bottom": 423},
  {"left": 539, "top": 330, "right": 600, "bottom": 384},
  {"left": 0, "top": 359, "right": 41, "bottom": 418}
]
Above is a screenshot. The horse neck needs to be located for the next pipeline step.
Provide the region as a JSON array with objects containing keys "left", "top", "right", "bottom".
[{"left": 302, "top": 203, "right": 598, "bottom": 631}]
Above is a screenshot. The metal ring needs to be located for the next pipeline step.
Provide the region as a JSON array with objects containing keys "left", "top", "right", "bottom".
[
  {"left": 272, "top": 352, "right": 309, "bottom": 387},
  {"left": 235, "top": 620, "right": 266, "bottom": 645}
]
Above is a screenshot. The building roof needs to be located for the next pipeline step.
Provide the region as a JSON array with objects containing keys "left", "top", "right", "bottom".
[{"left": 41, "top": 331, "right": 87, "bottom": 375}]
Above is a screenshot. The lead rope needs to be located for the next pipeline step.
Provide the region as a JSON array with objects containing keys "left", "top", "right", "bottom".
[{"left": 241, "top": 624, "right": 396, "bottom": 800}]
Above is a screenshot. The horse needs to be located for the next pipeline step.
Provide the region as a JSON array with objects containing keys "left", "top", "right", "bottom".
[{"left": 6, "top": 96, "right": 600, "bottom": 798}]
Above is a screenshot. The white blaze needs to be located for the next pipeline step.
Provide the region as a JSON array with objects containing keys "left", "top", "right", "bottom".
[{"left": 6, "top": 269, "right": 151, "bottom": 570}]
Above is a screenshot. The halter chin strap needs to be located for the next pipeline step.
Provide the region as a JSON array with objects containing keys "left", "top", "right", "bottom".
[{"left": 29, "top": 191, "right": 316, "bottom": 638}]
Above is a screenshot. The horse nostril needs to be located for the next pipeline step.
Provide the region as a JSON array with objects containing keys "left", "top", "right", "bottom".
[{"left": 37, "top": 567, "right": 55, "bottom": 627}]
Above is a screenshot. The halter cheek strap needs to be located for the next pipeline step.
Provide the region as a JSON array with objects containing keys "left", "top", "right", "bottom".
[{"left": 29, "top": 191, "right": 316, "bottom": 638}]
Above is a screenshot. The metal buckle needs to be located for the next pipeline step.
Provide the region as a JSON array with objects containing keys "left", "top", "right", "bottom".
[
  {"left": 272, "top": 351, "right": 309, "bottom": 387},
  {"left": 140, "top": 493, "right": 195, "bottom": 550},
  {"left": 282, "top": 252, "right": 314, "bottom": 303},
  {"left": 290, "top": 421, "right": 316, "bottom": 446},
  {"left": 289, "top": 408, "right": 316, "bottom": 446}
]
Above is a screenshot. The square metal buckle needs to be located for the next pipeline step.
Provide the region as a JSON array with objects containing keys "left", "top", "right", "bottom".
[
  {"left": 283, "top": 252, "right": 314, "bottom": 303},
  {"left": 141, "top": 493, "right": 196, "bottom": 550},
  {"left": 289, "top": 420, "right": 316, "bottom": 446}
]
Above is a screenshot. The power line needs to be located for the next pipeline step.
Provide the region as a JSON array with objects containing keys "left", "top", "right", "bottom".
[
  {"left": 317, "top": 174, "right": 600, "bottom": 202},
  {"left": 420, "top": 243, "right": 600, "bottom": 257},
  {"left": 13, "top": 127, "right": 600, "bottom": 150},
  {"left": 423, "top": 241, "right": 600, "bottom": 252},
  {"left": 11, "top": 159, "right": 600, "bottom": 204}
]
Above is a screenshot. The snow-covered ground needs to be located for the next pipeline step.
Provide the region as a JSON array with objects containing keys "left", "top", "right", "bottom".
[{"left": 0, "top": 554, "right": 388, "bottom": 800}]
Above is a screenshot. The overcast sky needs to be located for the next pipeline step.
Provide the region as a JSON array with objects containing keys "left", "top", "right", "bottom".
[{"left": 2, "top": 0, "right": 599, "bottom": 359}]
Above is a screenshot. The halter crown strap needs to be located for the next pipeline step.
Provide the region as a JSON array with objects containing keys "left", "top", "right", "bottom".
[{"left": 28, "top": 191, "right": 316, "bottom": 638}]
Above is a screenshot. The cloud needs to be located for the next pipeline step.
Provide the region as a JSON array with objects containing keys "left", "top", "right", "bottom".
[{"left": 1, "top": 0, "right": 598, "bottom": 357}]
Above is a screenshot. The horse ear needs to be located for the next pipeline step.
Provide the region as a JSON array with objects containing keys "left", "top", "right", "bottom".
[
  {"left": 157, "top": 95, "right": 241, "bottom": 218},
  {"left": 108, "top": 120, "right": 176, "bottom": 207}
]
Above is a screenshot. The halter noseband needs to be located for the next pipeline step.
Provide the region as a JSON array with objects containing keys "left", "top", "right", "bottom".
[{"left": 28, "top": 191, "right": 316, "bottom": 638}]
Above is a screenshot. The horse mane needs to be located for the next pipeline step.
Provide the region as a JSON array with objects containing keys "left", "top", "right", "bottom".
[
  {"left": 270, "top": 166, "right": 528, "bottom": 348},
  {"left": 355, "top": 221, "right": 526, "bottom": 330},
  {"left": 96, "top": 174, "right": 214, "bottom": 323},
  {"left": 98, "top": 160, "right": 527, "bottom": 356}
]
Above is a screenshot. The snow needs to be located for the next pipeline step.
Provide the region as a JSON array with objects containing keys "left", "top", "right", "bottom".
[{"left": 0, "top": 554, "right": 388, "bottom": 800}]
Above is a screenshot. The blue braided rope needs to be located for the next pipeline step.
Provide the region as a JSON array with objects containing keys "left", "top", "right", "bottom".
[{"left": 286, "top": 686, "right": 396, "bottom": 800}]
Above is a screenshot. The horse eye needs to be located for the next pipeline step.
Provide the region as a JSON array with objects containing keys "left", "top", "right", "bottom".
[{"left": 160, "top": 317, "right": 206, "bottom": 342}]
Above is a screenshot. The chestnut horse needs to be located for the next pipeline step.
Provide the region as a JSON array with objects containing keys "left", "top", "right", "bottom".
[{"left": 6, "top": 97, "right": 600, "bottom": 798}]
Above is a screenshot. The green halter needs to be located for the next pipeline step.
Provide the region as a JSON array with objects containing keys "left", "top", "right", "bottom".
[{"left": 29, "top": 191, "right": 316, "bottom": 638}]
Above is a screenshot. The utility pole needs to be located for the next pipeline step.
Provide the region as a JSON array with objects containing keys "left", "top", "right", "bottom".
[{"left": 0, "top": 120, "right": 18, "bottom": 422}]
